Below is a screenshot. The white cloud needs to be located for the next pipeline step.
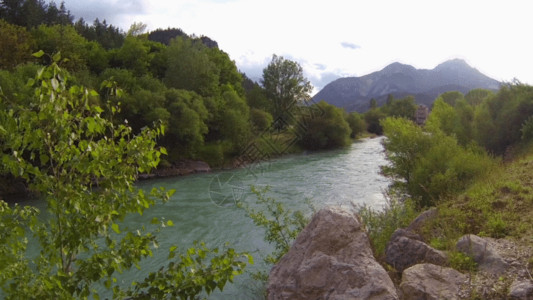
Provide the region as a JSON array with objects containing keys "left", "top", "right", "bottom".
[{"left": 341, "top": 42, "right": 361, "bottom": 50}]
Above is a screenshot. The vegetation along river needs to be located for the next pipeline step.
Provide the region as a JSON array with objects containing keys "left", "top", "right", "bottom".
[{"left": 24, "top": 136, "right": 391, "bottom": 299}]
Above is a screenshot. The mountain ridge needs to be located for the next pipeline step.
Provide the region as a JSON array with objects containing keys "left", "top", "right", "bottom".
[{"left": 312, "top": 59, "right": 501, "bottom": 112}]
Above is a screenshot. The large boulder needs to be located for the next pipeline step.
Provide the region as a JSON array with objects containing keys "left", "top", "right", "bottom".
[
  {"left": 267, "top": 206, "right": 398, "bottom": 300},
  {"left": 400, "top": 263, "right": 469, "bottom": 300},
  {"left": 385, "top": 228, "right": 447, "bottom": 272},
  {"left": 456, "top": 234, "right": 509, "bottom": 275}
]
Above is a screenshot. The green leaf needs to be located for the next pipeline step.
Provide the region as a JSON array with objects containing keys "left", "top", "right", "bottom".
[
  {"left": 52, "top": 52, "right": 61, "bottom": 62},
  {"left": 32, "top": 50, "right": 45, "bottom": 58},
  {"left": 166, "top": 220, "right": 174, "bottom": 227},
  {"left": 111, "top": 223, "right": 120, "bottom": 234}
]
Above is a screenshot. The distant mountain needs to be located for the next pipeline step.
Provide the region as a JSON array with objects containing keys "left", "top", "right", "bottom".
[{"left": 312, "top": 59, "right": 501, "bottom": 112}]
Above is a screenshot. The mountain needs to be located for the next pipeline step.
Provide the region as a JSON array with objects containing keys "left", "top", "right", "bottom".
[{"left": 312, "top": 59, "right": 501, "bottom": 112}]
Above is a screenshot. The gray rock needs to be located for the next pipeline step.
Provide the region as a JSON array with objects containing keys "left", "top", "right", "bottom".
[
  {"left": 400, "top": 263, "right": 468, "bottom": 300},
  {"left": 385, "top": 228, "right": 447, "bottom": 272},
  {"left": 509, "top": 279, "right": 533, "bottom": 300},
  {"left": 267, "top": 206, "right": 398, "bottom": 300},
  {"left": 456, "top": 234, "right": 509, "bottom": 275},
  {"left": 406, "top": 208, "right": 437, "bottom": 232}
]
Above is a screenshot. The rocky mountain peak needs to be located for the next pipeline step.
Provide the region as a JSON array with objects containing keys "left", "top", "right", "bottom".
[{"left": 312, "top": 59, "right": 501, "bottom": 112}]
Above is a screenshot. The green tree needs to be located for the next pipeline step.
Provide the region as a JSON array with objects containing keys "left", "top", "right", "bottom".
[
  {"left": 261, "top": 55, "right": 312, "bottom": 128},
  {"left": 345, "top": 111, "right": 365, "bottom": 138},
  {"left": 250, "top": 108, "right": 273, "bottom": 132},
  {"left": 31, "top": 24, "right": 89, "bottom": 70},
  {"left": 438, "top": 91, "right": 464, "bottom": 107},
  {"left": 0, "top": 59, "right": 250, "bottom": 298},
  {"left": 114, "top": 36, "right": 152, "bottom": 76},
  {"left": 164, "top": 37, "right": 219, "bottom": 97},
  {"left": 0, "top": 19, "right": 35, "bottom": 69},
  {"left": 385, "top": 96, "right": 417, "bottom": 120},
  {"left": 369, "top": 98, "right": 377, "bottom": 110},
  {"left": 299, "top": 101, "right": 352, "bottom": 150},
  {"left": 163, "top": 89, "right": 209, "bottom": 160},
  {"left": 364, "top": 108, "right": 386, "bottom": 135},
  {"left": 465, "top": 88, "right": 493, "bottom": 106},
  {"left": 473, "top": 83, "right": 533, "bottom": 155},
  {"left": 381, "top": 117, "right": 494, "bottom": 207}
]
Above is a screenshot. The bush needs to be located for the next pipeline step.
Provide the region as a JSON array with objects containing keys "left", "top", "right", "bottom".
[
  {"left": 381, "top": 117, "right": 495, "bottom": 208},
  {"left": 299, "top": 101, "right": 352, "bottom": 150},
  {"left": 358, "top": 192, "right": 418, "bottom": 258}
]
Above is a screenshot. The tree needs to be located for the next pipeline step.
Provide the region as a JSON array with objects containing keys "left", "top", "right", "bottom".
[
  {"left": 114, "top": 36, "right": 152, "bottom": 76},
  {"left": 345, "top": 112, "right": 365, "bottom": 138},
  {"left": 465, "top": 88, "right": 493, "bottom": 106},
  {"left": 438, "top": 91, "right": 464, "bottom": 107},
  {"left": 370, "top": 98, "right": 377, "bottom": 110},
  {"left": 0, "top": 58, "right": 250, "bottom": 298},
  {"left": 164, "top": 37, "right": 219, "bottom": 97},
  {"left": 364, "top": 108, "right": 386, "bottom": 135},
  {"left": 31, "top": 24, "right": 90, "bottom": 71},
  {"left": 261, "top": 55, "right": 312, "bottom": 128},
  {"left": 381, "top": 117, "right": 494, "bottom": 208},
  {"left": 0, "top": 20, "right": 35, "bottom": 69},
  {"left": 385, "top": 96, "right": 417, "bottom": 120},
  {"left": 127, "top": 21, "right": 147, "bottom": 36},
  {"left": 299, "top": 101, "right": 352, "bottom": 150}
]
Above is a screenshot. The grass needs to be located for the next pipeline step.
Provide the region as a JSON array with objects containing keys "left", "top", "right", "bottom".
[
  {"left": 420, "top": 152, "right": 533, "bottom": 247},
  {"left": 361, "top": 144, "right": 533, "bottom": 299}
]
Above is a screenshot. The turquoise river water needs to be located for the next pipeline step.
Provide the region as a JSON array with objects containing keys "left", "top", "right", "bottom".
[{"left": 23, "top": 136, "right": 391, "bottom": 299}]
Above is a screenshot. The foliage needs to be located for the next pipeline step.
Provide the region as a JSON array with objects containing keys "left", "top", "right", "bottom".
[
  {"left": 31, "top": 24, "right": 90, "bottom": 70},
  {"left": 438, "top": 91, "right": 464, "bottom": 107},
  {"left": 465, "top": 88, "right": 493, "bottom": 106},
  {"left": 261, "top": 55, "right": 312, "bottom": 128},
  {"left": 473, "top": 82, "right": 533, "bottom": 155},
  {"left": 0, "top": 19, "right": 35, "bottom": 69},
  {"left": 364, "top": 108, "right": 386, "bottom": 135},
  {"left": 0, "top": 0, "right": 73, "bottom": 28},
  {"left": 250, "top": 108, "right": 273, "bottom": 132},
  {"left": 448, "top": 251, "right": 477, "bottom": 272},
  {"left": 521, "top": 115, "right": 533, "bottom": 142},
  {"left": 238, "top": 186, "right": 310, "bottom": 265},
  {"left": 0, "top": 60, "right": 249, "bottom": 298},
  {"left": 381, "top": 95, "right": 417, "bottom": 121},
  {"left": 164, "top": 37, "right": 220, "bottom": 97},
  {"left": 363, "top": 95, "right": 417, "bottom": 135},
  {"left": 381, "top": 117, "right": 495, "bottom": 208},
  {"left": 358, "top": 193, "right": 417, "bottom": 258},
  {"left": 425, "top": 97, "right": 474, "bottom": 146},
  {"left": 74, "top": 18, "right": 124, "bottom": 50},
  {"left": 345, "top": 111, "right": 366, "bottom": 138},
  {"left": 299, "top": 101, "right": 352, "bottom": 150}
]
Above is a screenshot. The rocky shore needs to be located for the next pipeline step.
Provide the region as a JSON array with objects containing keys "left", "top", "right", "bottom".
[
  {"left": 137, "top": 160, "right": 211, "bottom": 179},
  {"left": 267, "top": 206, "right": 533, "bottom": 300}
]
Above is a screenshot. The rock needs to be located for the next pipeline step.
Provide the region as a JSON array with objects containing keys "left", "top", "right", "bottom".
[
  {"left": 400, "top": 263, "right": 468, "bottom": 300},
  {"left": 267, "top": 206, "right": 398, "bottom": 300},
  {"left": 385, "top": 228, "right": 447, "bottom": 272},
  {"left": 509, "top": 279, "right": 533, "bottom": 300},
  {"left": 144, "top": 160, "right": 211, "bottom": 178},
  {"left": 406, "top": 207, "right": 437, "bottom": 232},
  {"left": 456, "top": 234, "right": 509, "bottom": 275}
]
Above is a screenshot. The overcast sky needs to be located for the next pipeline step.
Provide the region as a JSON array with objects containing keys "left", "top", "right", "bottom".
[{"left": 63, "top": 0, "right": 533, "bottom": 92}]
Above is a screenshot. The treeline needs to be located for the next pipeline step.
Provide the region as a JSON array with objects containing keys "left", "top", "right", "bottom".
[
  {"left": 0, "top": 1, "right": 376, "bottom": 172},
  {"left": 381, "top": 83, "right": 533, "bottom": 208}
]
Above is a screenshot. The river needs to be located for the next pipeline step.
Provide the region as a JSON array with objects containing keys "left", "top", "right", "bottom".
[{"left": 22, "top": 136, "right": 391, "bottom": 299}]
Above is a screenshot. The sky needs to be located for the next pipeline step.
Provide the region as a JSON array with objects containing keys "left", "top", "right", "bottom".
[{"left": 63, "top": 0, "right": 533, "bottom": 93}]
